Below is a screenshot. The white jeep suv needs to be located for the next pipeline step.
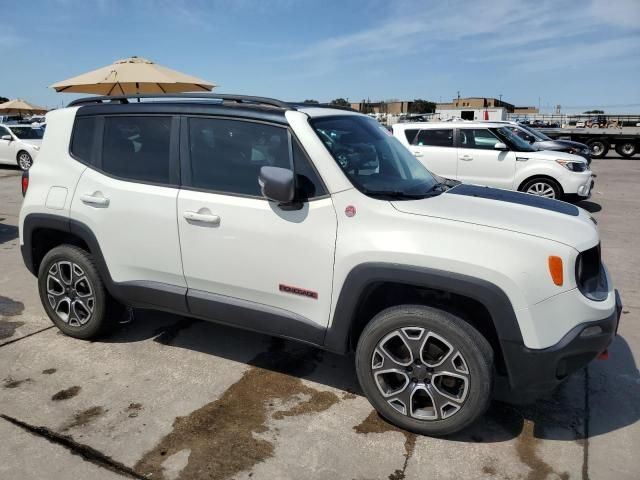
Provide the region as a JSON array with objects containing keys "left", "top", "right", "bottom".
[
  {"left": 392, "top": 122, "right": 593, "bottom": 200},
  {"left": 19, "top": 94, "right": 621, "bottom": 436}
]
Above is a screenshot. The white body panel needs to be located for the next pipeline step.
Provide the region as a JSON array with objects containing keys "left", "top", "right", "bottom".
[
  {"left": 70, "top": 168, "right": 185, "bottom": 287},
  {"left": 177, "top": 190, "right": 337, "bottom": 327},
  {"left": 410, "top": 145, "right": 458, "bottom": 180}
]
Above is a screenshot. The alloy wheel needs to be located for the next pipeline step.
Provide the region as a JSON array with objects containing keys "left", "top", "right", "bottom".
[
  {"left": 526, "top": 182, "right": 556, "bottom": 198},
  {"left": 18, "top": 152, "right": 32, "bottom": 170},
  {"left": 371, "top": 327, "right": 470, "bottom": 421},
  {"left": 46, "top": 261, "right": 95, "bottom": 327}
]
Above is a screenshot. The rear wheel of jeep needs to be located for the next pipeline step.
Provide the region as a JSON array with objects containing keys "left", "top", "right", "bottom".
[
  {"left": 356, "top": 305, "right": 494, "bottom": 436},
  {"left": 37, "top": 245, "right": 122, "bottom": 339}
]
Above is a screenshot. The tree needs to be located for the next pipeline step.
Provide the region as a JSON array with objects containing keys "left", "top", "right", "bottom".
[
  {"left": 0, "top": 96, "right": 8, "bottom": 103},
  {"left": 330, "top": 98, "right": 350, "bottom": 107},
  {"left": 583, "top": 109, "right": 604, "bottom": 114},
  {"left": 360, "top": 99, "right": 375, "bottom": 114},
  {"left": 303, "top": 99, "right": 319, "bottom": 104},
  {"left": 408, "top": 99, "right": 436, "bottom": 114}
]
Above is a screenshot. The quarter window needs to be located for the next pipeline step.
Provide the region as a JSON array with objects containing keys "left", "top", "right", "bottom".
[
  {"left": 459, "top": 129, "right": 501, "bottom": 150},
  {"left": 70, "top": 117, "right": 97, "bottom": 163},
  {"left": 404, "top": 129, "right": 419, "bottom": 145},
  {"left": 414, "top": 129, "right": 453, "bottom": 147},
  {"left": 102, "top": 116, "right": 172, "bottom": 184}
]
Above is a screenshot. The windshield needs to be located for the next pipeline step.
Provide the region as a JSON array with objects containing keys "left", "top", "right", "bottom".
[
  {"left": 310, "top": 115, "right": 441, "bottom": 199},
  {"left": 519, "top": 124, "right": 551, "bottom": 141},
  {"left": 9, "top": 126, "right": 44, "bottom": 140},
  {"left": 493, "top": 127, "right": 537, "bottom": 152}
]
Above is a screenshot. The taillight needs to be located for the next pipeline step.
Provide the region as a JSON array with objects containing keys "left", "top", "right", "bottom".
[{"left": 21, "top": 170, "right": 29, "bottom": 197}]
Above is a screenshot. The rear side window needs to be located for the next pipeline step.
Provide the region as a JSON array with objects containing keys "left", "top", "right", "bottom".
[
  {"left": 404, "top": 129, "right": 419, "bottom": 144},
  {"left": 188, "top": 117, "right": 290, "bottom": 197},
  {"left": 70, "top": 117, "right": 97, "bottom": 163},
  {"left": 414, "top": 129, "right": 453, "bottom": 147},
  {"left": 102, "top": 116, "right": 171, "bottom": 184}
]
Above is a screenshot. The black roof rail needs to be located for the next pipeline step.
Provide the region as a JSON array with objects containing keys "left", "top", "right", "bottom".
[{"left": 67, "top": 93, "right": 292, "bottom": 109}]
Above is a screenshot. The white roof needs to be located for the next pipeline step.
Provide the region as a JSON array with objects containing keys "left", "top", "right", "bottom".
[{"left": 296, "top": 106, "right": 362, "bottom": 118}]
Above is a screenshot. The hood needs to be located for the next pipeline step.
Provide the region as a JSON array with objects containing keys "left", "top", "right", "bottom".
[
  {"left": 526, "top": 149, "right": 588, "bottom": 163},
  {"left": 535, "top": 139, "right": 589, "bottom": 152},
  {"left": 391, "top": 184, "right": 598, "bottom": 251}
]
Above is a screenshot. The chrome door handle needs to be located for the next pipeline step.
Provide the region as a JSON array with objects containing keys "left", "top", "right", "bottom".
[
  {"left": 460, "top": 155, "right": 473, "bottom": 161},
  {"left": 80, "top": 193, "right": 109, "bottom": 207},
  {"left": 183, "top": 211, "right": 220, "bottom": 225},
  {"left": 412, "top": 151, "right": 423, "bottom": 157}
]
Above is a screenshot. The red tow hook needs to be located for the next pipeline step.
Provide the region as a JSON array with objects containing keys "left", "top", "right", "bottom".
[{"left": 598, "top": 349, "right": 609, "bottom": 360}]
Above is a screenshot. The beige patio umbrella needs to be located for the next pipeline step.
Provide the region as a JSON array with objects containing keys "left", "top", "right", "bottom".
[
  {"left": 50, "top": 56, "right": 216, "bottom": 95},
  {"left": 0, "top": 99, "right": 48, "bottom": 115}
]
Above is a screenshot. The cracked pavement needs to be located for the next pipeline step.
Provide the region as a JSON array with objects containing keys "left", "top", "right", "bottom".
[{"left": 1, "top": 159, "right": 639, "bottom": 479}]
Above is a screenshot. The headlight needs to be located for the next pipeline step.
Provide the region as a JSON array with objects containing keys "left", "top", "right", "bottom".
[{"left": 556, "top": 159, "right": 587, "bottom": 172}]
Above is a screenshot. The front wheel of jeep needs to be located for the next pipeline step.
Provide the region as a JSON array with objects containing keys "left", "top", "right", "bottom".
[
  {"left": 355, "top": 305, "right": 494, "bottom": 436},
  {"left": 37, "top": 245, "right": 123, "bottom": 339}
]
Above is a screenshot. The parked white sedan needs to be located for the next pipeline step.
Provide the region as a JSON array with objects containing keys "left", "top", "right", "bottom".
[{"left": 0, "top": 124, "right": 44, "bottom": 170}]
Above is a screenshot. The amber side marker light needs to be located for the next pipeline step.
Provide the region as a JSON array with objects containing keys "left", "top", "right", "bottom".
[{"left": 548, "top": 256, "right": 563, "bottom": 286}]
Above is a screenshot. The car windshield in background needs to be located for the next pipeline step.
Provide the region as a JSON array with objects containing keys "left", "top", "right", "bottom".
[
  {"left": 520, "top": 124, "right": 552, "bottom": 141},
  {"left": 310, "top": 115, "right": 441, "bottom": 199},
  {"left": 493, "top": 126, "right": 537, "bottom": 152},
  {"left": 9, "top": 127, "right": 44, "bottom": 140}
]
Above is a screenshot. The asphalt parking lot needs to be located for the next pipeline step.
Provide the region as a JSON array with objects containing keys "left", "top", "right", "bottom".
[{"left": 1, "top": 158, "right": 638, "bottom": 480}]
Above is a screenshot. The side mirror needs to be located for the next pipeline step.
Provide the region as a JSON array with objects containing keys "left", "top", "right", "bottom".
[
  {"left": 259, "top": 166, "right": 295, "bottom": 203},
  {"left": 1, "top": 135, "right": 12, "bottom": 142},
  {"left": 494, "top": 142, "right": 508, "bottom": 150}
]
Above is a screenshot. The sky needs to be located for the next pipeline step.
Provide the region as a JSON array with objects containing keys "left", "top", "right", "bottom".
[{"left": 1, "top": 0, "right": 639, "bottom": 113}]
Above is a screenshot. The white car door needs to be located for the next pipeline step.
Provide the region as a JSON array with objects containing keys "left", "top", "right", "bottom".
[
  {"left": 177, "top": 116, "right": 337, "bottom": 336},
  {"left": 0, "top": 125, "right": 15, "bottom": 165},
  {"left": 456, "top": 128, "right": 517, "bottom": 189},
  {"left": 406, "top": 128, "right": 458, "bottom": 179},
  {"left": 69, "top": 115, "right": 185, "bottom": 289}
]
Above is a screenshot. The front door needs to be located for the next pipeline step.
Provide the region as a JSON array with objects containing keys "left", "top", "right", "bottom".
[
  {"left": 177, "top": 116, "right": 337, "bottom": 336},
  {"left": 409, "top": 128, "right": 457, "bottom": 179},
  {"left": 456, "top": 128, "right": 516, "bottom": 189}
]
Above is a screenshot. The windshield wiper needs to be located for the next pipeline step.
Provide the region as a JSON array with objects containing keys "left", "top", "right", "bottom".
[{"left": 363, "top": 183, "right": 445, "bottom": 199}]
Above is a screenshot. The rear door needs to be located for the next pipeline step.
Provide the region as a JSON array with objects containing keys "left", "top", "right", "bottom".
[
  {"left": 70, "top": 114, "right": 186, "bottom": 292},
  {"left": 456, "top": 128, "right": 517, "bottom": 189},
  {"left": 407, "top": 128, "right": 457, "bottom": 179},
  {"left": 177, "top": 116, "right": 337, "bottom": 335}
]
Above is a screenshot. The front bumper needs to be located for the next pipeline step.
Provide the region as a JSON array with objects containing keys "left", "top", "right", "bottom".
[{"left": 499, "top": 290, "right": 622, "bottom": 400}]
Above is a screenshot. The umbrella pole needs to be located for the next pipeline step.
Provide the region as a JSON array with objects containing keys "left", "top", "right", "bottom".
[{"left": 136, "top": 82, "right": 140, "bottom": 102}]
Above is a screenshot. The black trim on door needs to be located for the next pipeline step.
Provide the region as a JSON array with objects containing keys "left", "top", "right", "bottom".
[{"left": 187, "top": 289, "right": 325, "bottom": 345}]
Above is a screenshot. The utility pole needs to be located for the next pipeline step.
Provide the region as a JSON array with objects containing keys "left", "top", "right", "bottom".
[{"left": 499, "top": 93, "right": 503, "bottom": 105}]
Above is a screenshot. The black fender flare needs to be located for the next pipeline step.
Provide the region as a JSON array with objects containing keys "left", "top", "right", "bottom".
[{"left": 323, "top": 263, "right": 525, "bottom": 370}]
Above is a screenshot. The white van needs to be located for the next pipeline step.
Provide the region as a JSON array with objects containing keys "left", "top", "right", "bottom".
[{"left": 393, "top": 122, "right": 593, "bottom": 200}]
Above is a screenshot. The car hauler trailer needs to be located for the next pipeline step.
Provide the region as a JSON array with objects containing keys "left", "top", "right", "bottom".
[{"left": 539, "top": 127, "right": 640, "bottom": 159}]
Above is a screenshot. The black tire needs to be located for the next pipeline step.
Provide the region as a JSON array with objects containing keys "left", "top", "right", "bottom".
[
  {"left": 17, "top": 151, "right": 32, "bottom": 171},
  {"left": 355, "top": 305, "right": 494, "bottom": 436},
  {"left": 615, "top": 141, "right": 637, "bottom": 158},
  {"left": 587, "top": 139, "right": 609, "bottom": 159},
  {"left": 38, "top": 245, "right": 122, "bottom": 339},
  {"left": 519, "top": 177, "right": 563, "bottom": 199}
]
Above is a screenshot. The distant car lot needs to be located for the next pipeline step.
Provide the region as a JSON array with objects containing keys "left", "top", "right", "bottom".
[{"left": 0, "top": 158, "right": 638, "bottom": 479}]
